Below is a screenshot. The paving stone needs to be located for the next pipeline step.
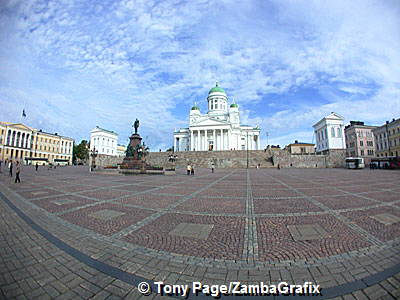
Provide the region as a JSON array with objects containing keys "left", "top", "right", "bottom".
[{"left": 0, "top": 167, "right": 399, "bottom": 300}]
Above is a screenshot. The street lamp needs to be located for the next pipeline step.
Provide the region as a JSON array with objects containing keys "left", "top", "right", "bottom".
[{"left": 89, "top": 147, "right": 98, "bottom": 172}]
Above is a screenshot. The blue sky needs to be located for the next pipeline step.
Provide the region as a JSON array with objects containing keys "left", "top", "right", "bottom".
[{"left": 1, "top": 0, "right": 399, "bottom": 150}]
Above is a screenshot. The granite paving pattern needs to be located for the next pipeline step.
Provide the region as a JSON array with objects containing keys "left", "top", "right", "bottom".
[{"left": 0, "top": 165, "right": 399, "bottom": 299}]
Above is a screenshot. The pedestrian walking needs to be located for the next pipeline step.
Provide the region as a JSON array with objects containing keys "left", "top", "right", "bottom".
[
  {"left": 15, "top": 162, "right": 21, "bottom": 183},
  {"left": 277, "top": 164, "right": 280, "bottom": 170},
  {"left": 186, "top": 164, "right": 191, "bottom": 175},
  {"left": 35, "top": 162, "right": 38, "bottom": 171},
  {"left": 211, "top": 162, "right": 215, "bottom": 173},
  {"left": 9, "top": 160, "right": 13, "bottom": 177},
  {"left": 191, "top": 165, "right": 195, "bottom": 175}
]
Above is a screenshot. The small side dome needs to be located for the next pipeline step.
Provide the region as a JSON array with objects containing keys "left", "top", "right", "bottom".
[
  {"left": 191, "top": 104, "right": 200, "bottom": 110},
  {"left": 230, "top": 103, "right": 238, "bottom": 108}
]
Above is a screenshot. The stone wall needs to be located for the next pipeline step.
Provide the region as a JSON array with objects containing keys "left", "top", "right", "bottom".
[
  {"left": 147, "top": 150, "right": 274, "bottom": 168},
  {"left": 271, "top": 149, "right": 346, "bottom": 168},
  {"left": 91, "top": 149, "right": 346, "bottom": 169},
  {"left": 90, "top": 154, "right": 124, "bottom": 168}
]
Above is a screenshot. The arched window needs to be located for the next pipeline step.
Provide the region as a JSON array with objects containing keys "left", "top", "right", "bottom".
[
  {"left": 337, "top": 128, "right": 342, "bottom": 137},
  {"left": 331, "top": 127, "right": 335, "bottom": 137},
  {"left": 7, "top": 130, "right": 11, "bottom": 145},
  {"left": 11, "top": 131, "right": 16, "bottom": 146},
  {"left": 16, "top": 132, "right": 21, "bottom": 147}
]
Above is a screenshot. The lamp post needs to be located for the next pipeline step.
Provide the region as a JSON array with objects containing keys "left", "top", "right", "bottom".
[{"left": 89, "top": 147, "right": 98, "bottom": 172}]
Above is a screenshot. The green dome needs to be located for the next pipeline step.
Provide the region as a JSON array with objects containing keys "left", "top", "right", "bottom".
[
  {"left": 230, "top": 103, "right": 238, "bottom": 108},
  {"left": 208, "top": 82, "right": 226, "bottom": 94},
  {"left": 191, "top": 105, "right": 200, "bottom": 110}
]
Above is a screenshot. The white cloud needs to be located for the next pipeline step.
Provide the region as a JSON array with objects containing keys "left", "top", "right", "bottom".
[{"left": 0, "top": 0, "right": 399, "bottom": 149}]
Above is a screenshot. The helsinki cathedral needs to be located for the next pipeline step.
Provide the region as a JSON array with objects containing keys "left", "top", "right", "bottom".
[{"left": 173, "top": 83, "right": 261, "bottom": 152}]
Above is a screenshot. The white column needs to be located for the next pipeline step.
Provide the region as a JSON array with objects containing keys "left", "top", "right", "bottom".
[
  {"left": 190, "top": 130, "right": 194, "bottom": 151},
  {"left": 227, "top": 130, "right": 231, "bottom": 150},
  {"left": 197, "top": 130, "right": 200, "bottom": 151},
  {"left": 213, "top": 130, "right": 216, "bottom": 151},
  {"left": 205, "top": 130, "right": 208, "bottom": 151},
  {"left": 221, "top": 129, "right": 224, "bottom": 150},
  {"left": 256, "top": 134, "right": 259, "bottom": 150}
]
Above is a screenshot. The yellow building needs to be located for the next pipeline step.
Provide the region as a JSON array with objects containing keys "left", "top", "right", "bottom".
[
  {"left": 0, "top": 122, "right": 74, "bottom": 165},
  {"left": 388, "top": 118, "right": 400, "bottom": 157},
  {"left": 284, "top": 141, "right": 315, "bottom": 154},
  {"left": 116, "top": 144, "right": 127, "bottom": 156},
  {"left": 373, "top": 118, "right": 400, "bottom": 158}
]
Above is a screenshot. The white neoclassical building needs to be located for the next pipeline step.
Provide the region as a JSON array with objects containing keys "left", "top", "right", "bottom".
[
  {"left": 173, "top": 83, "right": 261, "bottom": 151},
  {"left": 313, "top": 112, "right": 346, "bottom": 153},
  {"left": 90, "top": 126, "right": 118, "bottom": 155}
]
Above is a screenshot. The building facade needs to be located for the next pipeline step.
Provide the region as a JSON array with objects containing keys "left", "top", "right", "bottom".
[
  {"left": 0, "top": 122, "right": 74, "bottom": 165},
  {"left": 372, "top": 124, "right": 390, "bottom": 157},
  {"left": 372, "top": 118, "right": 400, "bottom": 158},
  {"left": 116, "top": 144, "right": 127, "bottom": 156},
  {"left": 387, "top": 118, "right": 400, "bottom": 157},
  {"left": 90, "top": 126, "right": 118, "bottom": 155},
  {"left": 284, "top": 141, "right": 315, "bottom": 154},
  {"left": 313, "top": 112, "right": 346, "bottom": 154},
  {"left": 344, "top": 121, "right": 376, "bottom": 164},
  {"left": 173, "top": 83, "right": 261, "bottom": 151}
]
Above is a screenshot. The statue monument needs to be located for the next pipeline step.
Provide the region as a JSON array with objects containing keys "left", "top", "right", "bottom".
[
  {"left": 133, "top": 118, "right": 139, "bottom": 135},
  {"left": 119, "top": 118, "right": 174, "bottom": 175}
]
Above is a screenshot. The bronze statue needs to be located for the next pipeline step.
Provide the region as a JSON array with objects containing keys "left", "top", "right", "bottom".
[{"left": 133, "top": 118, "right": 140, "bottom": 134}]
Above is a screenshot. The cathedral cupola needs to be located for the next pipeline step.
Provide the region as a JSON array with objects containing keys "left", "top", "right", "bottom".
[{"left": 207, "top": 82, "right": 228, "bottom": 113}]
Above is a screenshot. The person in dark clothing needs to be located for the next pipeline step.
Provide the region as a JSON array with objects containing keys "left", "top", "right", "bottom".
[
  {"left": 190, "top": 166, "right": 194, "bottom": 175},
  {"left": 211, "top": 162, "right": 215, "bottom": 173},
  {"left": 9, "top": 161, "right": 13, "bottom": 177},
  {"left": 15, "top": 162, "right": 21, "bottom": 183},
  {"left": 35, "top": 162, "right": 38, "bottom": 171}
]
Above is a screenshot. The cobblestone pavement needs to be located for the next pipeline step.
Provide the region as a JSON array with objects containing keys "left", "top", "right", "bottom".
[{"left": 0, "top": 166, "right": 399, "bottom": 299}]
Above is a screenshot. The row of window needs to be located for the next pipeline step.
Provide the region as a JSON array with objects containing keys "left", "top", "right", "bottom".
[
  {"left": 92, "top": 137, "right": 115, "bottom": 147},
  {"left": 316, "top": 127, "right": 342, "bottom": 142},
  {"left": 209, "top": 98, "right": 227, "bottom": 110},
  {"left": 4, "top": 130, "right": 72, "bottom": 151},
  {"left": 376, "top": 127, "right": 400, "bottom": 140},
  {"left": 1, "top": 148, "right": 70, "bottom": 160}
]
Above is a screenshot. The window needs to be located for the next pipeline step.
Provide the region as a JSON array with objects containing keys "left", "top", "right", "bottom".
[
  {"left": 331, "top": 128, "right": 335, "bottom": 137},
  {"left": 337, "top": 128, "right": 342, "bottom": 137},
  {"left": 360, "top": 141, "right": 363, "bottom": 146},
  {"left": 361, "top": 150, "right": 364, "bottom": 156}
]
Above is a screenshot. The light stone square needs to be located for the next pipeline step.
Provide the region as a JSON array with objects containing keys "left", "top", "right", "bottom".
[
  {"left": 52, "top": 199, "right": 76, "bottom": 206},
  {"left": 31, "top": 191, "right": 49, "bottom": 196},
  {"left": 89, "top": 209, "right": 125, "bottom": 221},
  {"left": 169, "top": 223, "right": 214, "bottom": 240},
  {"left": 371, "top": 213, "right": 400, "bottom": 225},
  {"left": 287, "top": 224, "right": 328, "bottom": 241}
]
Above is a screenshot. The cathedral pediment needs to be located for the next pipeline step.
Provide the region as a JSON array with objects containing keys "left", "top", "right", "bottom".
[{"left": 191, "top": 118, "right": 229, "bottom": 127}]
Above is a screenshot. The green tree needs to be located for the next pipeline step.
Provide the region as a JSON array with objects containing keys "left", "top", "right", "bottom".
[{"left": 73, "top": 140, "right": 89, "bottom": 163}]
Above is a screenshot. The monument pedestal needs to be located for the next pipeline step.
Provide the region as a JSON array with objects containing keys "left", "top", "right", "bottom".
[{"left": 121, "top": 134, "right": 145, "bottom": 171}]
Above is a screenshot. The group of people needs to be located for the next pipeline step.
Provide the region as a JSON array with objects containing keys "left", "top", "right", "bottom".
[
  {"left": 1, "top": 159, "right": 21, "bottom": 183},
  {"left": 186, "top": 164, "right": 195, "bottom": 175}
]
